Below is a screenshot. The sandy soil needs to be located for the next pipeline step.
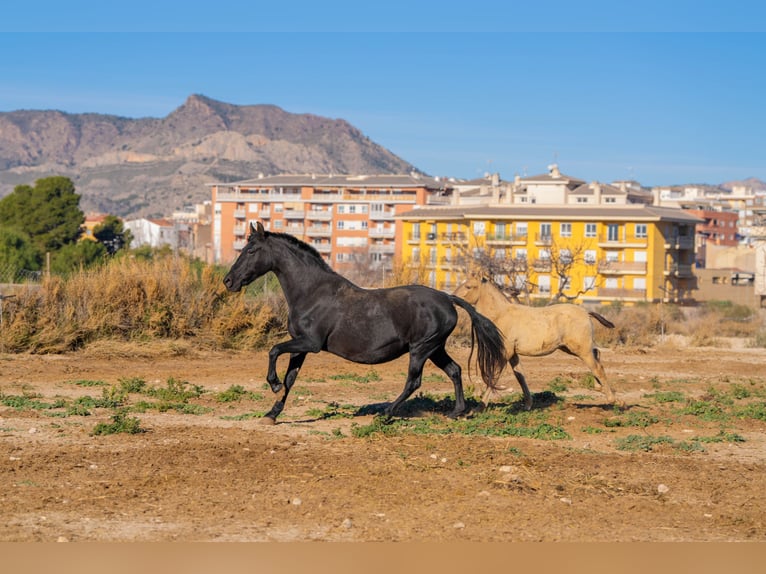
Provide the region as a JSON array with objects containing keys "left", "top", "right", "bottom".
[{"left": 1, "top": 340, "right": 765, "bottom": 542}]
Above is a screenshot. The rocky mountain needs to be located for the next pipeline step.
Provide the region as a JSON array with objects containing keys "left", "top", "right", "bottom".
[
  {"left": 721, "top": 177, "right": 766, "bottom": 193},
  {"left": 0, "top": 94, "right": 419, "bottom": 218}
]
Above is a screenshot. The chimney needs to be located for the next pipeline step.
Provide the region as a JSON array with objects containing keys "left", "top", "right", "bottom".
[
  {"left": 592, "top": 182, "right": 602, "bottom": 204},
  {"left": 548, "top": 164, "right": 561, "bottom": 178}
]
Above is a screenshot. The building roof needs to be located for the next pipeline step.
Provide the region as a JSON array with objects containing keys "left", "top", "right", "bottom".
[
  {"left": 518, "top": 164, "right": 586, "bottom": 186},
  {"left": 396, "top": 203, "right": 705, "bottom": 223},
  {"left": 208, "top": 173, "right": 450, "bottom": 190}
]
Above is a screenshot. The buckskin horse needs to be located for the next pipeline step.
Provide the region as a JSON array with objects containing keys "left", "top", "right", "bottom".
[
  {"left": 223, "top": 222, "right": 507, "bottom": 424},
  {"left": 453, "top": 276, "right": 618, "bottom": 410}
]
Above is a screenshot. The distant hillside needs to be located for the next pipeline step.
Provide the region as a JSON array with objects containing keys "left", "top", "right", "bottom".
[
  {"left": 720, "top": 177, "right": 766, "bottom": 193},
  {"left": 0, "top": 94, "right": 419, "bottom": 218}
]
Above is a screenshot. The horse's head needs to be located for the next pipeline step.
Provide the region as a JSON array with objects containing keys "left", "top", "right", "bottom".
[
  {"left": 453, "top": 275, "right": 485, "bottom": 304},
  {"left": 223, "top": 221, "right": 273, "bottom": 292}
]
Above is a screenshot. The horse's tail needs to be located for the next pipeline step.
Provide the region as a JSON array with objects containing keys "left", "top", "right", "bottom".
[
  {"left": 589, "top": 311, "right": 615, "bottom": 329},
  {"left": 449, "top": 295, "right": 506, "bottom": 391}
]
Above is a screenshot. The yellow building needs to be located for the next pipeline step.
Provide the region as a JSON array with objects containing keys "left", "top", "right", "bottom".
[{"left": 396, "top": 203, "right": 702, "bottom": 304}]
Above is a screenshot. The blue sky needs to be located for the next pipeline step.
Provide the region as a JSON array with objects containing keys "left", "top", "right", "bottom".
[{"left": 1, "top": 2, "right": 765, "bottom": 187}]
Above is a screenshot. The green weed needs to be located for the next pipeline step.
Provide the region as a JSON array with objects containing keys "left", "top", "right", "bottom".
[
  {"left": 329, "top": 370, "right": 382, "bottom": 384},
  {"left": 214, "top": 384, "right": 263, "bottom": 403},
  {"left": 92, "top": 412, "right": 144, "bottom": 435},
  {"left": 644, "top": 391, "right": 686, "bottom": 403},
  {"left": 615, "top": 435, "right": 675, "bottom": 452},
  {"left": 68, "top": 379, "right": 108, "bottom": 387}
]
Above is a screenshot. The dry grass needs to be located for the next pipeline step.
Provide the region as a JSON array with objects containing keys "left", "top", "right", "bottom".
[
  {"left": 0, "top": 255, "right": 285, "bottom": 353},
  {"left": 2, "top": 256, "right": 764, "bottom": 354}
]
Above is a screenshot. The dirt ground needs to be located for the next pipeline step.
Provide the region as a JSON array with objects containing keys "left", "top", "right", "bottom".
[{"left": 1, "top": 338, "right": 765, "bottom": 542}]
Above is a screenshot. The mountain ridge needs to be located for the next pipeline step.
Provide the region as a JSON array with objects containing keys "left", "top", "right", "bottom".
[{"left": 0, "top": 94, "right": 419, "bottom": 217}]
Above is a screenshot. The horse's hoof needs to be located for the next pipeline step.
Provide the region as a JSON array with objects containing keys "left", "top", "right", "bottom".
[
  {"left": 260, "top": 416, "right": 277, "bottom": 426},
  {"left": 268, "top": 383, "right": 284, "bottom": 394}
]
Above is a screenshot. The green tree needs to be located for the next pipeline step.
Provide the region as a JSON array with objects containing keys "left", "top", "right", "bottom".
[
  {"left": 50, "top": 240, "right": 107, "bottom": 275},
  {"left": 93, "top": 215, "right": 132, "bottom": 255},
  {"left": 0, "top": 176, "right": 84, "bottom": 253},
  {"left": 0, "top": 226, "right": 41, "bottom": 281}
]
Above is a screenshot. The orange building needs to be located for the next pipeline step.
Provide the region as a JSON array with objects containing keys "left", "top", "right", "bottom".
[{"left": 209, "top": 174, "right": 453, "bottom": 275}]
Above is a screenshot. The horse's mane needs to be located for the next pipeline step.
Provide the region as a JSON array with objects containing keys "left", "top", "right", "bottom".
[{"left": 265, "top": 231, "right": 337, "bottom": 274}]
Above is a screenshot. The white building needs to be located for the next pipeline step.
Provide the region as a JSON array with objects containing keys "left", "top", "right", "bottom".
[{"left": 124, "top": 218, "right": 178, "bottom": 250}]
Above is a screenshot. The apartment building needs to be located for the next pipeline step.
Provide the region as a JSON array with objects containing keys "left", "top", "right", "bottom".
[
  {"left": 397, "top": 165, "right": 702, "bottom": 304},
  {"left": 209, "top": 174, "right": 452, "bottom": 273}
]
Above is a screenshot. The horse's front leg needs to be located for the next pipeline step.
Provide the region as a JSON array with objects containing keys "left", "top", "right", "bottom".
[
  {"left": 263, "top": 336, "right": 320, "bottom": 423},
  {"left": 263, "top": 351, "right": 307, "bottom": 424}
]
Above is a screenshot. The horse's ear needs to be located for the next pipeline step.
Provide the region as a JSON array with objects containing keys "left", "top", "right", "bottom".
[{"left": 249, "top": 221, "right": 266, "bottom": 239}]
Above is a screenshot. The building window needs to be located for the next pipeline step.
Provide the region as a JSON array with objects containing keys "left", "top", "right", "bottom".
[
  {"left": 607, "top": 224, "right": 620, "bottom": 241},
  {"left": 585, "top": 223, "right": 597, "bottom": 237},
  {"left": 584, "top": 249, "right": 597, "bottom": 264},
  {"left": 540, "top": 223, "right": 552, "bottom": 238},
  {"left": 560, "top": 222, "right": 572, "bottom": 237},
  {"left": 635, "top": 224, "right": 648, "bottom": 238}
]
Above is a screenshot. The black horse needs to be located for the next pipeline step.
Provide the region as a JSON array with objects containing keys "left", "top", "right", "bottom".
[{"left": 223, "top": 222, "right": 506, "bottom": 423}]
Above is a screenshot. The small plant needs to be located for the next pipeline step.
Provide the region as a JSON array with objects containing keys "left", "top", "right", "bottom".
[
  {"left": 306, "top": 402, "right": 358, "bottom": 419},
  {"left": 329, "top": 370, "right": 382, "bottom": 384},
  {"left": 547, "top": 377, "right": 570, "bottom": 393},
  {"left": 615, "top": 434, "right": 675, "bottom": 452},
  {"left": 215, "top": 384, "right": 248, "bottom": 403},
  {"left": 644, "top": 391, "right": 686, "bottom": 403},
  {"left": 92, "top": 412, "right": 144, "bottom": 435},
  {"left": 604, "top": 410, "right": 659, "bottom": 428},
  {"left": 145, "top": 377, "right": 204, "bottom": 402},
  {"left": 69, "top": 379, "right": 108, "bottom": 387},
  {"left": 118, "top": 377, "right": 147, "bottom": 394}
]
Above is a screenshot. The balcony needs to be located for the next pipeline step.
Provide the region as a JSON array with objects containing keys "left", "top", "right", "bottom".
[
  {"left": 369, "top": 228, "right": 395, "bottom": 239},
  {"left": 597, "top": 260, "right": 648, "bottom": 274},
  {"left": 369, "top": 210, "right": 396, "bottom": 221},
  {"left": 439, "top": 256, "right": 467, "bottom": 270},
  {"left": 532, "top": 258, "right": 552, "bottom": 272},
  {"left": 259, "top": 209, "right": 271, "bottom": 219},
  {"left": 664, "top": 236, "right": 695, "bottom": 250},
  {"left": 312, "top": 243, "right": 332, "bottom": 253},
  {"left": 233, "top": 239, "right": 247, "bottom": 251},
  {"left": 441, "top": 232, "right": 468, "bottom": 244},
  {"left": 307, "top": 210, "right": 332, "bottom": 221},
  {"left": 284, "top": 225, "right": 305, "bottom": 236},
  {"left": 283, "top": 210, "right": 306, "bottom": 220},
  {"left": 485, "top": 233, "right": 528, "bottom": 246},
  {"left": 598, "top": 233, "right": 648, "bottom": 248},
  {"left": 534, "top": 233, "right": 552, "bottom": 246},
  {"left": 233, "top": 224, "right": 247, "bottom": 236},
  {"left": 664, "top": 263, "right": 694, "bottom": 277},
  {"left": 306, "top": 226, "right": 332, "bottom": 237},
  {"left": 369, "top": 244, "right": 395, "bottom": 254},
  {"left": 233, "top": 208, "right": 247, "bottom": 220}
]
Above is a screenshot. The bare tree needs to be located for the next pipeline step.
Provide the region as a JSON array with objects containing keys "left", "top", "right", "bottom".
[{"left": 460, "top": 234, "right": 602, "bottom": 305}]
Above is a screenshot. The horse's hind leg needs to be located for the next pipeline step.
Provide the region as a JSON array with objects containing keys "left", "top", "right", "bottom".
[
  {"left": 580, "top": 348, "right": 617, "bottom": 404},
  {"left": 385, "top": 351, "right": 428, "bottom": 417},
  {"left": 429, "top": 347, "right": 467, "bottom": 418},
  {"left": 263, "top": 352, "right": 307, "bottom": 424},
  {"left": 509, "top": 354, "right": 533, "bottom": 411}
]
